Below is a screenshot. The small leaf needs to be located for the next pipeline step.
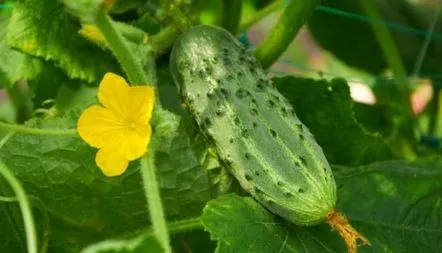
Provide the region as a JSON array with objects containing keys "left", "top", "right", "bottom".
[
  {"left": 7, "top": 0, "right": 121, "bottom": 83},
  {"left": 203, "top": 158, "right": 442, "bottom": 252},
  {"left": 275, "top": 76, "right": 393, "bottom": 165}
]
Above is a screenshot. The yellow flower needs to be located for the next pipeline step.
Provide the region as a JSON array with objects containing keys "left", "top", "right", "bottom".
[{"left": 77, "top": 73, "right": 155, "bottom": 176}]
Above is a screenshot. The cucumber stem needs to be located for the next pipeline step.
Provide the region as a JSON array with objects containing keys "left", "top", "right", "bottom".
[
  {"left": 94, "top": 10, "right": 170, "bottom": 252},
  {"left": 141, "top": 147, "right": 172, "bottom": 253},
  {"left": 0, "top": 121, "right": 76, "bottom": 136},
  {"left": 150, "top": 25, "right": 182, "bottom": 56},
  {"left": 253, "top": 0, "right": 321, "bottom": 69},
  {"left": 326, "top": 211, "right": 370, "bottom": 253},
  {"left": 219, "top": 0, "right": 242, "bottom": 35},
  {"left": 95, "top": 12, "right": 149, "bottom": 85}
]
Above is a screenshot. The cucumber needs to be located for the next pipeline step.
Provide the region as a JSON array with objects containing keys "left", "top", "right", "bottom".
[{"left": 170, "top": 25, "right": 336, "bottom": 226}]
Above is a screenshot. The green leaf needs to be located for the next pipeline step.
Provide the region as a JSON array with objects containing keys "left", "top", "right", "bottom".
[
  {"left": 203, "top": 158, "right": 442, "bottom": 252},
  {"left": 55, "top": 83, "right": 98, "bottom": 113},
  {"left": 29, "top": 64, "right": 72, "bottom": 109},
  {"left": 0, "top": 10, "right": 42, "bottom": 88},
  {"left": 152, "top": 110, "right": 213, "bottom": 218},
  {"left": 80, "top": 232, "right": 163, "bottom": 253},
  {"left": 275, "top": 76, "right": 393, "bottom": 165},
  {"left": 0, "top": 109, "right": 214, "bottom": 251},
  {"left": 352, "top": 102, "right": 390, "bottom": 134},
  {"left": 0, "top": 113, "right": 151, "bottom": 234},
  {"left": 7, "top": 0, "right": 121, "bottom": 83}
]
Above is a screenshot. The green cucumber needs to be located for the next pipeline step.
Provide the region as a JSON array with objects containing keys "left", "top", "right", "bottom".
[{"left": 170, "top": 25, "right": 336, "bottom": 226}]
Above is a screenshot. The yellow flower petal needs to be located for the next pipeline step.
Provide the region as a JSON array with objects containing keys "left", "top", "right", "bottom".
[
  {"left": 98, "top": 73, "right": 130, "bottom": 118},
  {"left": 128, "top": 86, "right": 155, "bottom": 123},
  {"left": 121, "top": 124, "right": 152, "bottom": 160},
  {"left": 95, "top": 148, "right": 129, "bottom": 176},
  {"left": 77, "top": 105, "right": 126, "bottom": 148}
]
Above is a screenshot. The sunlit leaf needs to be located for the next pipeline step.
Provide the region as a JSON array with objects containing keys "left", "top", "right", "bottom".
[
  {"left": 7, "top": 0, "right": 120, "bottom": 83},
  {"left": 275, "top": 76, "right": 393, "bottom": 165}
]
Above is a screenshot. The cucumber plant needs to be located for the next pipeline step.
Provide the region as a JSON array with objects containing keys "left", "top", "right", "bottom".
[{"left": 170, "top": 25, "right": 369, "bottom": 253}]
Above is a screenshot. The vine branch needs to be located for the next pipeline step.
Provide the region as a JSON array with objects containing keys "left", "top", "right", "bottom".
[
  {"left": 253, "top": 0, "right": 321, "bottom": 69},
  {"left": 220, "top": 0, "right": 242, "bottom": 35}
]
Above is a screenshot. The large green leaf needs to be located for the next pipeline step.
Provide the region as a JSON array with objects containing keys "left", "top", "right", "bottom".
[
  {"left": 0, "top": 109, "right": 213, "bottom": 252},
  {"left": 275, "top": 76, "right": 393, "bottom": 165},
  {"left": 203, "top": 158, "right": 442, "bottom": 252},
  {"left": 7, "top": 0, "right": 121, "bottom": 83},
  {"left": 152, "top": 110, "right": 212, "bottom": 219},
  {"left": 0, "top": 9, "right": 42, "bottom": 88}
]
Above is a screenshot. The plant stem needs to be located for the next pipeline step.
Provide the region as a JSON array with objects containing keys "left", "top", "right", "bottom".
[
  {"left": 0, "top": 160, "right": 38, "bottom": 253},
  {"left": 0, "top": 195, "right": 17, "bottom": 202},
  {"left": 94, "top": 11, "right": 164, "bottom": 109},
  {"left": 239, "top": 0, "right": 283, "bottom": 33},
  {"left": 220, "top": 0, "right": 242, "bottom": 35},
  {"left": 0, "top": 122, "right": 76, "bottom": 136},
  {"left": 253, "top": 0, "right": 321, "bottom": 69},
  {"left": 167, "top": 217, "right": 203, "bottom": 233},
  {"left": 95, "top": 12, "right": 149, "bottom": 85},
  {"left": 140, "top": 145, "right": 171, "bottom": 253},
  {"left": 151, "top": 6, "right": 192, "bottom": 56},
  {"left": 360, "top": 0, "right": 411, "bottom": 115},
  {"left": 95, "top": 10, "right": 170, "bottom": 252},
  {"left": 6, "top": 83, "right": 33, "bottom": 123},
  {"left": 150, "top": 25, "right": 182, "bottom": 56},
  {"left": 0, "top": 131, "right": 14, "bottom": 148}
]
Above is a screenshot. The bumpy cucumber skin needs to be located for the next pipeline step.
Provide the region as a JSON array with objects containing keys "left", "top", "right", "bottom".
[{"left": 170, "top": 25, "right": 337, "bottom": 226}]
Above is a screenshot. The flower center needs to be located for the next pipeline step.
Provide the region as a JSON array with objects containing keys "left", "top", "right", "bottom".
[{"left": 128, "top": 121, "right": 138, "bottom": 130}]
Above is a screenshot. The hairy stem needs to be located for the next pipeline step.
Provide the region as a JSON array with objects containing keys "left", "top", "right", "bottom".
[
  {"left": 0, "top": 122, "right": 76, "bottom": 136},
  {"left": 95, "top": 12, "right": 149, "bottom": 85},
  {"left": 167, "top": 217, "right": 203, "bottom": 233},
  {"left": 150, "top": 25, "right": 182, "bottom": 56},
  {"left": 140, "top": 146, "right": 171, "bottom": 253},
  {"left": 0, "top": 160, "right": 38, "bottom": 253},
  {"left": 253, "top": 0, "right": 321, "bottom": 69},
  {"left": 220, "top": 0, "right": 242, "bottom": 35},
  {"left": 95, "top": 9, "right": 170, "bottom": 252}
]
